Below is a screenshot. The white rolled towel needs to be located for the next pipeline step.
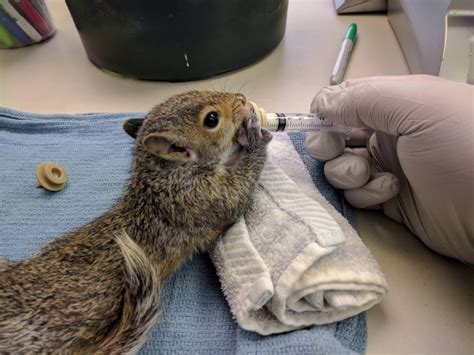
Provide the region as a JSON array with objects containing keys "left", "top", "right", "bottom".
[{"left": 211, "top": 134, "right": 387, "bottom": 335}]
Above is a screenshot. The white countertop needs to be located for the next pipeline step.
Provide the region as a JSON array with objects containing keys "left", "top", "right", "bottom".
[{"left": 1, "top": 0, "right": 472, "bottom": 353}]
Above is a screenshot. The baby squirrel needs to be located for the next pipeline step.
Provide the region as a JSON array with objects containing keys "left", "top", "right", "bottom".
[{"left": 0, "top": 91, "right": 272, "bottom": 353}]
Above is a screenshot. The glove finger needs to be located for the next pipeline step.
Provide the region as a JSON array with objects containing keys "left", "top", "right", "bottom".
[
  {"left": 304, "top": 131, "right": 345, "bottom": 161},
  {"left": 311, "top": 75, "right": 468, "bottom": 136},
  {"left": 344, "top": 172, "right": 400, "bottom": 209},
  {"left": 323, "top": 150, "right": 371, "bottom": 189}
]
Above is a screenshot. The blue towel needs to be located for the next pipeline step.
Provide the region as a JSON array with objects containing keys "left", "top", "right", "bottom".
[{"left": 0, "top": 108, "right": 366, "bottom": 354}]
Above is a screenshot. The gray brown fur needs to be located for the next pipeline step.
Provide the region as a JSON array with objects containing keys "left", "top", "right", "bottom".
[{"left": 0, "top": 91, "right": 271, "bottom": 353}]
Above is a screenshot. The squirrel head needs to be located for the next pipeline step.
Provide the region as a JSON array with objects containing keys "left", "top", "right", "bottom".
[{"left": 124, "top": 91, "right": 250, "bottom": 165}]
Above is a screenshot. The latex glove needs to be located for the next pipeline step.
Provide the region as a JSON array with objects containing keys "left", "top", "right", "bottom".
[{"left": 305, "top": 75, "right": 474, "bottom": 263}]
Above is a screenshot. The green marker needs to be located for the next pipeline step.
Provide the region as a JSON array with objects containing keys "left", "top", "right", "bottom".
[
  {"left": 0, "top": 23, "right": 14, "bottom": 47},
  {"left": 330, "top": 23, "right": 357, "bottom": 85}
]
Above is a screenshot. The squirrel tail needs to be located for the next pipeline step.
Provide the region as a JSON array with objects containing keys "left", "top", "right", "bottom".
[{"left": 94, "top": 231, "right": 161, "bottom": 354}]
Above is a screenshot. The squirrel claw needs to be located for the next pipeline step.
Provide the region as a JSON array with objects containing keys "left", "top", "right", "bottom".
[
  {"left": 237, "top": 114, "right": 271, "bottom": 149},
  {"left": 261, "top": 128, "right": 273, "bottom": 144}
]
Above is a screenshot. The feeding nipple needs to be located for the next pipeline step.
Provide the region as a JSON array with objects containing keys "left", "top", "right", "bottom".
[{"left": 35, "top": 162, "right": 68, "bottom": 192}]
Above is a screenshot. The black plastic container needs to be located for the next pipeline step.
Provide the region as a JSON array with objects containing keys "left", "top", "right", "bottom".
[{"left": 66, "top": 0, "right": 288, "bottom": 81}]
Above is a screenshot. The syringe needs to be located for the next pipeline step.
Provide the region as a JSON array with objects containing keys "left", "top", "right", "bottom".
[{"left": 250, "top": 102, "right": 353, "bottom": 136}]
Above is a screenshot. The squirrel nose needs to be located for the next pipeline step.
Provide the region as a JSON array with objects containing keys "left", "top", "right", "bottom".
[{"left": 235, "top": 94, "right": 246, "bottom": 105}]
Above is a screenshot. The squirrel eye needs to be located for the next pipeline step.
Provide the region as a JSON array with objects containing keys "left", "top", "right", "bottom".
[{"left": 203, "top": 111, "right": 219, "bottom": 129}]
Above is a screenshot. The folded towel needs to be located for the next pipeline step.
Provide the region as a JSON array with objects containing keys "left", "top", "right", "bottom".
[
  {"left": 0, "top": 108, "right": 370, "bottom": 354},
  {"left": 212, "top": 134, "right": 388, "bottom": 335}
]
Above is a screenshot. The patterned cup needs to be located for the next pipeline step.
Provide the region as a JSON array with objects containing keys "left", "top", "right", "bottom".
[{"left": 0, "top": 0, "right": 55, "bottom": 49}]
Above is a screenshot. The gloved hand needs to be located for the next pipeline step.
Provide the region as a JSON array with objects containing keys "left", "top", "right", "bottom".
[{"left": 305, "top": 75, "right": 474, "bottom": 263}]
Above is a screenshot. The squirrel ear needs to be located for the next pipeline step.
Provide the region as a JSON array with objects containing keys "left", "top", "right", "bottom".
[
  {"left": 123, "top": 118, "right": 144, "bottom": 139},
  {"left": 143, "top": 132, "right": 191, "bottom": 161}
]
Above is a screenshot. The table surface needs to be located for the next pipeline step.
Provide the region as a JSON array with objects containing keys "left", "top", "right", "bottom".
[{"left": 1, "top": 1, "right": 473, "bottom": 353}]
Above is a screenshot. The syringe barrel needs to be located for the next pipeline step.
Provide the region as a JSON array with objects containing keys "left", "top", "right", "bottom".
[
  {"left": 264, "top": 113, "right": 337, "bottom": 132},
  {"left": 250, "top": 101, "right": 353, "bottom": 135}
]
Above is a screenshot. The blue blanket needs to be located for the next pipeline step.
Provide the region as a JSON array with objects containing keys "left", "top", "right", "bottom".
[{"left": 0, "top": 108, "right": 366, "bottom": 354}]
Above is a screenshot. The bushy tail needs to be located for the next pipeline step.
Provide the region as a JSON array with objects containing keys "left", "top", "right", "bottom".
[{"left": 93, "top": 231, "right": 161, "bottom": 354}]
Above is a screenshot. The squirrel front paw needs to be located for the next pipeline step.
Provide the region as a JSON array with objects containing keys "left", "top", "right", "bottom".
[{"left": 237, "top": 114, "right": 272, "bottom": 150}]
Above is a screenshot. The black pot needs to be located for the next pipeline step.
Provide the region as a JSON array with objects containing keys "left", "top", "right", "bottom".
[{"left": 66, "top": 0, "right": 288, "bottom": 81}]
